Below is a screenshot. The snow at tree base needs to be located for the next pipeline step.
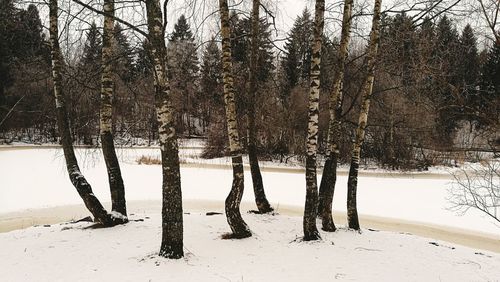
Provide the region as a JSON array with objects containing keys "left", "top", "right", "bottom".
[
  {"left": 1, "top": 147, "right": 499, "bottom": 280},
  {"left": 1, "top": 0, "right": 499, "bottom": 280}
]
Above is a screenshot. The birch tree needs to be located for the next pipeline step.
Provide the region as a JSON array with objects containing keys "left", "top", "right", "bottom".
[
  {"left": 347, "top": 0, "right": 383, "bottom": 230},
  {"left": 48, "top": 0, "right": 125, "bottom": 226},
  {"left": 248, "top": 0, "right": 273, "bottom": 214},
  {"left": 219, "top": 0, "right": 252, "bottom": 239},
  {"left": 100, "top": 0, "right": 127, "bottom": 218},
  {"left": 317, "top": 0, "right": 354, "bottom": 232},
  {"left": 144, "top": 0, "right": 183, "bottom": 258},
  {"left": 303, "top": 0, "right": 325, "bottom": 241}
]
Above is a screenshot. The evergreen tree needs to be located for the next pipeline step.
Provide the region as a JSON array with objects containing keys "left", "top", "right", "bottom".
[
  {"left": 200, "top": 37, "right": 225, "bottom": 157},
  {"left": 80, "top": 22, "right": 102, "bottom": 71},
  {"left": 1, "top": 2, "right": 49, "bottom": 124},
  {"left": 136, "top": 39, "right": 152, "bottom": 76},
  {"left": 170, "top": 14, "right": 194, "bottom": 41},
  {"left": 200, "top": 37, "right": 223, "bottom": 122},
  {"left": 73, "top": 22, "right": 102, "bottom": 144},
  {"left": 167, "top": 15, "right": 200, "bottom": 135},
  {"left": 17, "top": 5, "right": 47, "bottom": 60},
  {"left": 433, "top": 16, "right": 461, "bottom": 143},
  {"left": 479, "top": 42, "right": 500, "bottom": 128},
  {"left": 458, "top": 24, "right": 480, "bottom": 122},
  {"left": 230, "top": 14, "right": 274, "bottom": 83},
  {"left": 113, "top": 23, "right": 135, "bottom": 82},
  {"left": 282, "top": 8, "right": 314, "bottom": 89},
  {"left": 0, "top": 0, "right": 17, "bottom": 106}
]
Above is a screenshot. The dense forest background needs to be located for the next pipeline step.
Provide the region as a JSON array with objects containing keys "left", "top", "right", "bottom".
[{"left": 1, "top": 0, "right": 499, "bottom": 170}]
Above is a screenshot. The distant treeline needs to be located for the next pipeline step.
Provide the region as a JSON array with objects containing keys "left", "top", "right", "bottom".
[{"left": 1, "top": 3, "right": 498, "bottom": 169}]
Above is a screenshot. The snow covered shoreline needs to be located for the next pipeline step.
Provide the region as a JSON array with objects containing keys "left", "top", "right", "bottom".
[
  {"left": 0, "top": 144, "right": 457, "bottom": 178},
  {"left": 2, "top": 147, "right": 500, "bottom": 281},
  {"left": 1, "top": 210, "right": 499, "bottom": 282},
  {"left": 1, "top": 199, "right": 500, "bottom": 253}
]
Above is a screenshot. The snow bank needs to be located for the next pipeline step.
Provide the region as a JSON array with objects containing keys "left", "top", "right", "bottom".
[
  {"left": 1, "top": 212, "right": 498, "bottom": 281},
  {"left": 1, "top": 148, "right": 499, "bottom": 236}
]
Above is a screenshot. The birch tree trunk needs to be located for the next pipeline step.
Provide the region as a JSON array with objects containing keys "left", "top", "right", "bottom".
[
  {"left": 145, "top": 0, "right": 183, "bottom": 258},
  {"left": 248, "top": 0, "right": 273, "bottom": 214},
  {"left": 48, "top": 0, "right": 124, "bottom": 226},
  {"left": 303, "top": 0, "right": 325, "bottom": 241},
  {"left": 317, "top": 0, "right": 354, "bottom": 232},
  {"left": 347, "top": 0, "right": 382, "bottom": 230},
  {"left": 219, "top": 0, "right": 252, "bottom": 239},
  {"left": 101, "top": 0, "right": 127, "bottom": 217}
]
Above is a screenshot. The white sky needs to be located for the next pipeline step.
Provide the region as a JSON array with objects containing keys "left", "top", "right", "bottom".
[{"left": 27, "top": 0, "right": 496, "bottom": 61}]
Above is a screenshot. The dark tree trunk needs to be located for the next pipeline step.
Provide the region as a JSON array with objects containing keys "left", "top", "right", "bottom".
[
  {"left": 248, "top": 0, "right": 273, "bottom": 214},
  {"left": 317, "top": 152, "right": 337, "bottom": 231},
  {"left": 346, "top": 158, "right": 360, "bottom": 229},
  {"left": 101, "top": 0, "right": 127, "bottom": 217},
  {"left": 219, "top": 0, "right": 252, "bottom": 239},
  {"left": 317, "top": 0, "right": 354, "bottom": 232},
  {"left": 347, "top": 0, "right": 382, "bottom": 230},
  {"left": 48, "top": 0, "right": 124, "bottom": 227},
  {"left": 145, "top": 0, "right": 183, "bottom": 258},
  {"left": 303, "top": 0, "right": 325, "bottom": 241},
  {"left": 224, "top": 156, "right": 252, "bottom": 238},
  {"left": 304, "top": 155, "right": 320, "bottom": 240}
]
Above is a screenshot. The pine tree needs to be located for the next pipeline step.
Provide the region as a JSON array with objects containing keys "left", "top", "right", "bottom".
[
  {"left": 479, "top": 42, "right": 500, "bottom": 128},
  {"left": 136, "top": 39, "right": 152, "bottom": 76},
  {"left": 0, "top": 0, "right": 17, "bottom": 106},
  {"left": 75, "top": 21, "right": 102, "bottom": 144},
  {"left": 113, "top": 23, "right": 135, "bottom": 82},
  {"left": 168, "top": 15, "right": 200, "bottom": 136},
  {"left": 282, "top": 8, "right": 314, "bottom": 90},
  {"left": 433, "top": 16, "right": 461, "bottom": 143},
  {"left": 170, "top": 15, "right": 193, "bottom": 41},
  {"left": 457, "top": 24, "right": 480, "bottom": 123},
  {"left": 200, "top": 37, "right": 223, "bottom": 130},
  {"left": 230, "top": 14, "right": 274, "bottom": 83},
  {"left": 80, "top": 22, "right": 102, "bottom": 71}
]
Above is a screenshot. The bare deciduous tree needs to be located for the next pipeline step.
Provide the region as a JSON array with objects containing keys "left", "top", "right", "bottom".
[
  {"left": 49, "top": 0, "right": 125, "bottom": 227},
  {"left": 219, "top": 0, "right": 252, "bottom": 239},
  {"left": 145, "top": 0, "right": 184, "bottom": 259},
  {"left": 347, "top": 0, "right": 383, "bottom": 231},
  {"left": 248, "top": 0, "right": 273, "bottom": 214},
  {"left": 101, "top": 0, "right": 127, "bottom": 218},
  {"left": 448, "top": 161, "right": 500, "bottom": 224},
  {"left": 303, "top": 0, "right": 325, "bottom": 241},
  {"left": 317, "top": 0, "right": 354, "bottom": 232}
]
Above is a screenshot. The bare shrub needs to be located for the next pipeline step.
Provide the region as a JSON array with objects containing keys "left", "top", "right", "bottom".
[
  {"left": 448, "top": 160, "right": 500, "bottom": 225},
  {"left": 137, "top": 155, "right": 161, "bottom": 165}
]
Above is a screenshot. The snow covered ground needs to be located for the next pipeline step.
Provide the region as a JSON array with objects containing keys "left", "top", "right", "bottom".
[
  {"left": 1, "top": 146, "right": 499, "bottom": 281},
  {"left": 1, "top": 212, "right": 499, "bottom": 282},
  {"left": 0, "top": 147, "right": 498, "bottom": 235}
]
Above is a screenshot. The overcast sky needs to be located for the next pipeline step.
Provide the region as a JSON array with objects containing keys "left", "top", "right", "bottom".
[{"left": 28, "top": 0, "right": 494, "bottom": 60}]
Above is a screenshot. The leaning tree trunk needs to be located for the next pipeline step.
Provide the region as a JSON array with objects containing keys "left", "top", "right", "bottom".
[
  {"left": 219, "top": 0, "right": 252, "bottom": 239},
  {"left": 48, "top": 0, "right": 124, "bottom": 227},
  {"left": 101, "top": 0, "right": 127, "bottom": 217},
  {"left": 347, "top": 0, "right": 382, "bottom": 230},
  {"left": 248, "top": 0, "right": 273, "bottom": 214},
  {"left": 145, "top": 0, "right": 183, "bottom": 258},
  {"left": 303, "top": 0, "right": 325, "bottom": 241},
  {"left": 317, "top": 0, "right": 354, "bottom": 232}
]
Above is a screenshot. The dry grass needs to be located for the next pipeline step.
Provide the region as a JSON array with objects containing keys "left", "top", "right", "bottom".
[{"left": 136, "top": 155, "right": 161, "bottom": 165}]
